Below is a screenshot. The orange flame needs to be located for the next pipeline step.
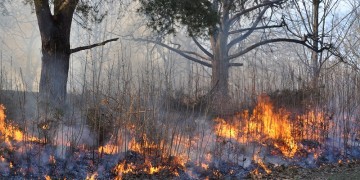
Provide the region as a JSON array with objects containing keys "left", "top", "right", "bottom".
[
  {"left": 253, "top": 154, "right": 271, "bottom": 174},
  {"left": 45, "top": 175, "right": 51, "bottom": 180},
  {"left": 214, "top": 95, "right": 328, "bottom": 158},
  {"left": 149, "top": 166, "right": 161, "bottom": 174},
  {"left": 86, "top": 172, "right": 98, "bottom": 180},
  {"left": 0, "top": 104, "right": 42, "bottom": 143},
  {"left": 99, "top": 144, "right": 119, "bottom": 154},
  {"left": 113, "top": 161, "right": 135, "bottom": 180}
]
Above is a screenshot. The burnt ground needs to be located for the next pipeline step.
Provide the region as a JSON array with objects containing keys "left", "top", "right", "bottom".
[{"left": 258, "top": 160, "right": 360, "bottom": 180}]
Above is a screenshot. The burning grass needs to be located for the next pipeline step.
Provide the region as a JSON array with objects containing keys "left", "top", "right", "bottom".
[
  {"left": 214, "top": 94, "right": 329, "bottom": 159},
  {"left": 0, "top": 94, "right": 359, "bottom": 179}
]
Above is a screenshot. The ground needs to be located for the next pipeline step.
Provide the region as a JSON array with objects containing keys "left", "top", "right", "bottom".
[{"left": 261, "top": 160, "right": 360, "bottom": 180}]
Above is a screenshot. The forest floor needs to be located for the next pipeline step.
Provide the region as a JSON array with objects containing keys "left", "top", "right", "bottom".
[{"left": 260, "top": 160, "right": 360, "bottom": 180}]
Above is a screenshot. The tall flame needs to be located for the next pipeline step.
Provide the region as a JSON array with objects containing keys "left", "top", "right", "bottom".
[
  {"left": 0, "top": 104, "right": 41, "bottom": 143},
  {"left": 215, "top": 95, "right": 328, "bottom": 158}
]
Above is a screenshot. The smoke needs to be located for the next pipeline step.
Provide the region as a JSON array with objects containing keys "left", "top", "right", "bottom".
[{"left": 54, "top": 124, "right": 95, "bottom": 159}]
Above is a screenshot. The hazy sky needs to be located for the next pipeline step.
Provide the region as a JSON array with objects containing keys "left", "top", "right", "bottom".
[{"left": 0, "top": 0, "right": 357, "bottom": 93}]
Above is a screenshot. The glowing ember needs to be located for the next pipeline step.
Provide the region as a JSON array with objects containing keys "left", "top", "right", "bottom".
[
  {"left": 49, "top": 155, "right": 56, "bottom": 164},
  {"left": 86, "top": 172, "right": 98, "bottom": 180},
  {"left": 45, "top": 175, "right": 51, "bottom": 180},
  {"left": 0, "top": 156, "right": 5, "bottom": 162},
  {"left": 201, "top": 163, "right": 209, "bottom": 170}
]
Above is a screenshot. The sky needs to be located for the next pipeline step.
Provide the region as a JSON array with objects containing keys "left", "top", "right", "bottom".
[{"left": 0, "top": 0, "right": 357, "bottom": 92}]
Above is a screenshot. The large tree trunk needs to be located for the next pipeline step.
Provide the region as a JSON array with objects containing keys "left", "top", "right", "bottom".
[
  {"left": 209, "top": 31, "right": 232, "bottom": 115},
  {"left": 207, "top": 2, "right": 233, "bottom": 115},
  {"left": 39, "top": 46, "right": 70, "bottom": 116},
  {"left": 311, "top": 0, "right": 320, "bottom": 89},
  {"left": 211, "top": 35, "right": 229, "bottom": 97},
  {"left": 34, "top": 1, "right": 76, "bottom": 118},
  {"left": 38, "top": 24, "right": 72, "bottom": 121}
]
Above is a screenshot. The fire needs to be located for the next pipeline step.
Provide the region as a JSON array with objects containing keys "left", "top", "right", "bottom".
[
  {"left": 0, "top": 156, "right": 5, "bottom": 162},
  {"left": 201, "top": 163, "right": 209, "bottom": 170},
  {"left": 215, "top": 95, "right": 328, "bottom": 159},
  {"left": 86, "top": 172, "right": 98, "bottom": 180},
  {"left": 214, "top": 118, "right": 238, "bottom": 139},
  {"left": 253, "top": 154, "right": 271, "bottom": 174},
  {"left": 99, "top": 144, "right": 119, "bottom": 154},
  {"left": 295, "top": 110, "right": 328, "bottom": 143},
  {"left": 0, "top": 105, "right": 5, "bottom": 133},
  {"left": 45, "top": 175, "right": 51, "bottom": 180},
  {"left": 128, "top": 134, "right": 159, "bottom": 154},
  {"left": 247, "top": 95, "right": 297, "bottom": 157},
  {"left": 13, "top": 129, "right": 23, "bottom": 141},
  {"left": 113, "top": 161, "right": 135, "bottom": 180},
  {"left": 149, "top": 166, "right": 161, "bottom": 174},
  {"left": 0, "top": 96, "right": 332, "bottom": 178},
  {"left": 0, "top": 104, "right": 42, "bottom": 143},
  {"left": 109, "top": 133, "right": 185, "bottom": 178}
]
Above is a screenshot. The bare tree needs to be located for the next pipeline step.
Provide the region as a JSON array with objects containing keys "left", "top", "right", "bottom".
[
  {"left": 23, "top": 0, "right": 119, "bottom": 120},
  {"left": 285, "top": 0, "right": 358, "bottom": 88},
  {"left": 137, "top": 0, "right": 333, "bottom": 114}
]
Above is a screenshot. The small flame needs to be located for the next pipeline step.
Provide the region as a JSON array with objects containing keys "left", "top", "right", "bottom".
[
  {"left": 86, "top": 172, "right": 98, "bottom": 180},
  {"left": 99, "top": 144, "right": 118, "bottom": 154},
  {"left": 0, "top": 156, "right": 5, "bottom": 162},
  {"left": 45, "top": 175, "right": 51, "bottom": 180},
  {"left": 113, "top": 161, "right": 134, "bottom": 180},
  {"left": 253, "top": 155, "right": 271, "bottom": 174},
  {"left": 149, "top": 166, "right": 161, "bottom": 174},
  {"left": 13, "top": 129, "right": 23, "bottom": 141},
  {"left": 201, "top": 163, "right": 209, "bottom": 170}
]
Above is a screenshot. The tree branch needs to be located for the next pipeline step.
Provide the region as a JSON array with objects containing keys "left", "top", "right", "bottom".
[
  {"left": 132, "top": 38, "right": 212, "bottom": 68},
  {"left": 227, "top": 6, "right": 269, "bottom": 50},
  {"left": 182, "top": 51, "right": 211, "bottom": 61},
  {"left": 229, "top": 63, "right": 243, "bottom": 67},
  {"left": 70, "top": 38, "right": 119, "bottom": 54},
  {"left": 60, "top": 0, "right": 79, "bottom": 16},
  {"left": 34, "top": 0, "right": 53, "bottom": 36},
  {"left": 229, "top": 24, "right": 284, "bottom": 35},
  {"left": 192, "top": 37, "right": 213, "bottom": 59},
  {"left": 228, "top": 0, "right": 283, "bottom": 25},
  {"left": 228, "top": 38, "right": 330, "bottom": 60}
]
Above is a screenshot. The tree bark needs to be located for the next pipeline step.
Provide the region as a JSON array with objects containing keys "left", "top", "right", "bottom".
[
  {"left": 211, "top": 32, "right": 230, "bottom": 103},
  {"left": 207, "top": 1, "right": 233, "bottom": 115},
  {"left": 311, "top": 0, "right": 320, "bottom": 88},
  {"left": 209, "top": 20, "right": 232, "bottom": 115},
  {"left": 34, "top": 0, "right": 77, "bottom": 118},
  {"left": 39, "top": 47, "right": 70, "bottom": 116}
]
